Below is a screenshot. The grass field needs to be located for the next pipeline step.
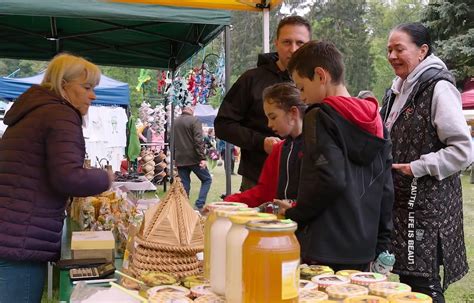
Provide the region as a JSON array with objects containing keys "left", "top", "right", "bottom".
[{"left": 42, "top": 163, "right": 473, "bottom": 302}]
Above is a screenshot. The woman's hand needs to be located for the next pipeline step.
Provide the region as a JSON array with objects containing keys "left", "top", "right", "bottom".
[{"left": 392, "top": 163, "right": 413, "bottom": 176}]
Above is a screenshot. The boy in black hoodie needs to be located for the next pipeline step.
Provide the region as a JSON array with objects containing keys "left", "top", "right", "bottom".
[{"left": 275, "top": 41, "right": 394, "bottom": 271}]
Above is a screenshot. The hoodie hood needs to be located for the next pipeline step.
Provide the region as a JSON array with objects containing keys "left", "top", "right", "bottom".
[
  {"left": 311, "top": 97, "right": 386, "bottom": 165},
  {"left": 257, "top": 52, "right": 278, "bottom": 67},
  {"left": 391, "top": 54, "right": 447, "bottom": 96},
  {"left": 4, "top": 85, "right": 76, "bottom": 126},
  {"left": 323, "top": 96, "right": 383, "bottom": 138},
  {"left": 256, "top": 52, "right": 289, "bottom": 78}
]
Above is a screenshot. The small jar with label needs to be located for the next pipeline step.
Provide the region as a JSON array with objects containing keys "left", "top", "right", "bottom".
[
  {"left": 203, "top": 202, "right": 247, "bottom": 279},
  {"left": 242, "top": 219, "right": 300, "bottom": 303},
  {"left": 210, "top": 208, "right": 258, "bottom": 295}
]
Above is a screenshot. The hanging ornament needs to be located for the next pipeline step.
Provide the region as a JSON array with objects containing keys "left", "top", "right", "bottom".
[
  {"left": 157, "top": 70, "right": 167, "bottom": 94},
  {"left": 136, "top": 69, "right": 151, "bottom": 92}
]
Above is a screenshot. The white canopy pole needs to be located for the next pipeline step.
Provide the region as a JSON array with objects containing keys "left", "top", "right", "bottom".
[{"left": 262, "top": 8, "right": 270, "bottom": 53}]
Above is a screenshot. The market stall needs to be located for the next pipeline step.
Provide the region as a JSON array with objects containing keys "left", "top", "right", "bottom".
[{"left": 0, "top": 1, "right": 232, "bottom": 301}]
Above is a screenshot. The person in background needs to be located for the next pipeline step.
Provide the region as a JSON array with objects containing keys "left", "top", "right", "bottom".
[
  {"left": 203, "top": 128, "right": 219, "bottom": 172},
  {"left": 382, "top": 23, "right": 472, "bottom": 302},
  {"left": 173, "top": 106, "right": 212, "bottom": 210},
  {"left": 217, "top": 139, "right": 236, "bottom": 175},
  {"left": 276, "top": 40, "right": 394, "bottom": 272},
  {"left": 0, "top": 53, "right": 113, "bottom": 302},
  {"left": 225, "top": 83, "right": 305, "bottom": 208},
  {"left": 215, "top": 16, "right": 311, "bottom": 191}
]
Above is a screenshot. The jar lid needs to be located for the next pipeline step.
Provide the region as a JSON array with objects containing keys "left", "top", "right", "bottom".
[
  {"left": 215, "top": 208, "right": 257, "bottom": 217},
  {"left": 148, "top": 292, "right": 193, "bottom": 303},
  {"left": 299, "top": 289, "right": 329, "bottom": 302},
  {"left": 369, "top": 282, "right": 411, "bottom": 297},
  {"left": 335, "top": 270, "right": 361, "bottom": 277},
  {"left": 193, "top": 294, "right": 226, "bottom": 303},
  {"left": 147, "top": 285, "right": 191, "bottom": 298},
  {"left": 387, "top": 292, "right": 432, "bottom": 302},
  {"left": 342, "top": 295, "right": 388, "bottom": 303},
  {"left": 190, "top": 284, "right": 214, "bottom": 298},
  {"left": 246, "top": 219, "right": 297, "bottom": 231},
  {"left": 311, "top": 274, "right": 350, "bottom": 288},
  {"left": 350, "top": 272, "right": 386, "bottom": 286},
  {"left": 229, "top": 213, "right": 276, "bottom": 224},
  {"left": 301, "top": 265, "right": 334, "bottom": 279},
  {"left": 299, "top": 279, "right": 318, "bottom": 291},
  {"left": 326, "top": 284, "right": 368, "bottom": 299},
  {"left": 206, "top": 202, "right": 247, "bottom": 210}
]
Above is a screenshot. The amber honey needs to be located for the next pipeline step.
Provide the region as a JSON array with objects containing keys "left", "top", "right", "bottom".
[{"left": 242, "top": 220, "right": 300, "bottom": 303}]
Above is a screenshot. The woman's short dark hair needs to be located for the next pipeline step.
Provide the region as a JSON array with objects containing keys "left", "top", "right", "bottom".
[
  {"left": 392, "top": 23, "right": 433, "bottom": 58},
  {"left": 262, "top": 82, "right": 307, "bottom": 118}
]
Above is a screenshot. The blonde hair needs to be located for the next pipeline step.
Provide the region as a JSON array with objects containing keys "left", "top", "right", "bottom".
[{"left": 41, "top": 53, "right": 101, "bottom": 99}]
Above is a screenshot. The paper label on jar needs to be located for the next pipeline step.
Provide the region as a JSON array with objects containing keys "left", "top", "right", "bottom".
[{"left": 281, "top": 259, "right": 299, "bottom": 300}]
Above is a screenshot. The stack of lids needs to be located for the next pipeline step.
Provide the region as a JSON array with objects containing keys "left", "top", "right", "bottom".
[
  {"left": 326, "top": 284, "right": 369, "bottom": 300},
  {"left": 343, "top": 295, "right": 389, "bottom": 302},
  {"left": 312, "top": 274, "right": 350, "bottom": 290},
  {"left": 369, "top": 282, "right": 411, "bottom": 298},
  {"left": 130, "top": 180, "right": 204, "bottom": 278},
  {"left": 299, "top": 289, "right": 329, "bottom": 302},
  {"left": 387, "top": 292, "right": 433, "bottom": 303},
  {"left": 350, "top": 272, "right": 387, "bottom": 287}
]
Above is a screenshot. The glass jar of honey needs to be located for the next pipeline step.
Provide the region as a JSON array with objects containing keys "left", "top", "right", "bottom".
[
  {"left": 225, "top": 213, "right": 276, "bottom": 303},
  {"left": 203, "top": 202, "right": 247, "bottom": 279},
  {"left": 242, "top": 219, "right": 300, "bottom": 303}
]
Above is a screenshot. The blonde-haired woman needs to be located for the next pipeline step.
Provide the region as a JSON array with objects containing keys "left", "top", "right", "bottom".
[{"left": 0, "top": 53, "right": 113, "bottom": 302}]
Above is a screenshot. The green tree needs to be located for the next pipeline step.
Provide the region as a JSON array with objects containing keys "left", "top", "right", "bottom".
[
  {"left": 367, "top": 0, "right": 425, "bottom": 100},
  {"left": 308, "top": 0, "right": 374, "bottom": 96},
  {"left": 422, "top": 0, "right": 473, "bottom": 85}
]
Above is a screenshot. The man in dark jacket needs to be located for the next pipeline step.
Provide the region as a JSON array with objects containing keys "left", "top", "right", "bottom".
[
  {"left": 214, "top": 16, "right": 311, "bottom": 190},
  {"left": 174, "top": 106, "right": 212, "bottom": 209},
  {"left": 276, "top": 41, "right": 394, "bottom": 271}
]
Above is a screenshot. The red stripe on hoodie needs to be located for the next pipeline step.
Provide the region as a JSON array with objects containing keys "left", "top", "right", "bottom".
[{"left": 323, "top": 96, "right": 383, "bottom": 138}]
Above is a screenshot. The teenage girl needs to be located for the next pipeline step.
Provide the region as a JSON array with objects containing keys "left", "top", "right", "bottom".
[{"left": 224, "top": 82, "right": 306, "bottom": 207}]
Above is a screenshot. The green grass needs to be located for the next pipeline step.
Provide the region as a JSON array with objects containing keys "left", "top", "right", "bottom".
[
  {"left": 443, "top": 172, "right": 474, "bottom": 302},
  {"left": 42, "top": 165, "right": 473, "bottom": 302}
]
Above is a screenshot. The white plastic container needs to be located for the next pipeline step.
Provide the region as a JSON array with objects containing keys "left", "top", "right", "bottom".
[
  {"left": 203, "top": 202, "right": 248, "bottom": 279},
  {"left": 225, "top": 213, "right": 276, "bottom": 303},
  {"left": 209, "top": 208, "right": 257, "bottom": 296}
]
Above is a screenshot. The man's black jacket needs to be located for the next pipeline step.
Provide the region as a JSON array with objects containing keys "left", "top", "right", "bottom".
[{"left": 214, "top": 53, "right": 291, "bottom": 183}]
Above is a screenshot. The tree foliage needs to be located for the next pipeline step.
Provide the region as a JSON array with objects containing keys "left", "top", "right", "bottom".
[
  {"left": 422, "top": 0, "right": 473, "bottom": 84},
  {"left": 367, "top": 0, "right": 425, "bottom": 100},
  {"left": 0, "top": 0, "right": 434, "bottom": 108},
  {"left": 307, "top": 0, "right": 374, "bottom": 96}
]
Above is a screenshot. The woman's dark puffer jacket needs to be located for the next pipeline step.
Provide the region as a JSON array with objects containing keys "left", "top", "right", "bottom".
[{"left": 0, "top": 85, "right": 110, "bottom": 262}]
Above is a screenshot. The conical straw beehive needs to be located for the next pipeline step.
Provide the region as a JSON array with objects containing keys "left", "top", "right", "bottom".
[
  {"left": 141, "top": 179, "right": 203, "bottom": 249},
  {"left": 130, "top": 179, "right": 204, "bottom": 278}
]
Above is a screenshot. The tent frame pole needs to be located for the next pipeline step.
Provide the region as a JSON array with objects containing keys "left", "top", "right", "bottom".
[
  {"left": 262, "top": 8, "right": 270, "bottom": 53},
  {"left": 224, "top": 25, "right": 232, "bottom": 195}
]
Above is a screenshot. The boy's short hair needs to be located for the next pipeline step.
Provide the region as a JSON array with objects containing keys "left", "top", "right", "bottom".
[
  {"left": 287, "top": 40, "right": 345, "bottom": 85},
  {"left": 276, "top": 16, "right": 312, "bottom": 39}
]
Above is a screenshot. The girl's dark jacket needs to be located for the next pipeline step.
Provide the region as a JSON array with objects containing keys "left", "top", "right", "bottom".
[
  {"left": 286, "top": 99, "right": 394, "bottom": 265},
  {"left": 0, "top": 85, "right": 110, "bottom": 262}
]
